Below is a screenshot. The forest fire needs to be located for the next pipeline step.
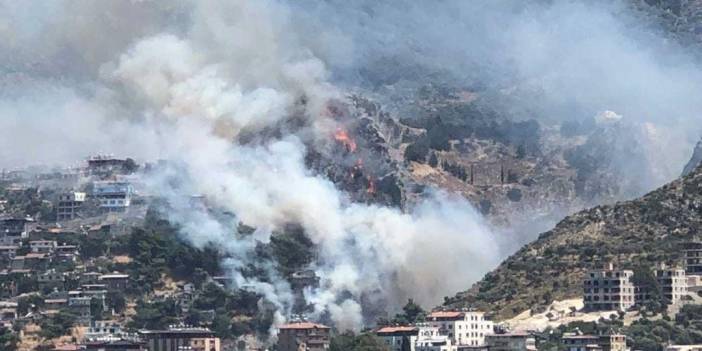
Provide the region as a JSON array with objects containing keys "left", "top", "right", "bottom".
[{"left": 334, "top": 128, "right": 357, "bottom": 152}]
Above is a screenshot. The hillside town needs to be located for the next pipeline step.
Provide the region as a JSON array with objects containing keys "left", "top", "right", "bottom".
[
  {"left": 1, "top": 155, "right": 702, "bottom": 351},
  {"left": 5, "top": 0, "right": 702, "bottom": 350}
]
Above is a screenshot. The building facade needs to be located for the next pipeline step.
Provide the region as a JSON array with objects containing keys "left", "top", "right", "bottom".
[
  {"left": 99, "top": 273, "right": 130, "bottom": 291},
  {"left": 0, "top": 217, "right": 33, "bottom": 245},
  {"left": 93, "top": 181, "right": 133, "bottom": 213},
  {"left": 56, "top": 192, "right": 86, "bottom": 221},
  {"left": 376, "top": 326, "right": 419, "bottom": 351},
  {"left": 583, "top": 264, "right": 635, "bottom": 311},
  {"left": 415, "top": 325, "right": 454, "bottom": 351},
  {"left": 425, "top": 310, "right": 493, "bottom": 347},
  {"left": 684, "top": 241, "right": 702, "bottom": 276},
  {"left": 485, "top": 333, "right": 536, "bottom": 351},
  {"left": 277, "top": 322, "right": 331, "bottom": 351},
  {"left": 87, "top": 156, "right": 131, "bottom": 177},
  {"left": 139, "top": 327, "right": 220, "bottom": 351},
  {"left": 30, "top": 240, "right": 57, "bottom": 253},
  {"left": 562, "top": 333, "right": 627, "bottom": 351},
  {"left": 655, "top": 265, "right": 688, "bottom": 304}
]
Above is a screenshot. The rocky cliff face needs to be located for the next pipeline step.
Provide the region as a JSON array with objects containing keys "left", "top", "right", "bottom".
[
  {"left": 446, "top": 163, "right": 702, "bottom": 319},
  {"left": 683, "top": 139, "right": 702, "bottom": 176}
]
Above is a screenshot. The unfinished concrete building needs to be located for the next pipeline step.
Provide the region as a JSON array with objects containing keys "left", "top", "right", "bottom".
[
  {"left": 684, "top": 241, "right": 702, "bottom": 276},
  {"left": 583, "top": 263, "right": 635, "bottom": 311},
  {"left": 56, "top": 191, "right": 86, "bottom": 221},
  {"left": 655, "top": 264, "right": 688, "bottom": 305}
]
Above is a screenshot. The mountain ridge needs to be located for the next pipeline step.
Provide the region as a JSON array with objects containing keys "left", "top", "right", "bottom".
[{"left": 446, "top": 162, "right": 702, "bottom": 319}]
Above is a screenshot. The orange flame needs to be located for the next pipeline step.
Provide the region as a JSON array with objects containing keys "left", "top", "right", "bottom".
[
  {"left": 334, "top": 128, "right": 357, "bottom": 153},
  {"left": 367, "top": 177, "right": 376, "bottom": 194}
]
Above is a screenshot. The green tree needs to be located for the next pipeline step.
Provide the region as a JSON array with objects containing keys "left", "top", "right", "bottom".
[
  {"left": 106, "top": 291, "right": 126, "bottom": 314},
  {"left": 404, "top": 137, "right": 430, "bottom": 163},
  {"left": 90, "top": 297, "right": 104, "bottom": 321},
  {"left": 269, "top": 226, "right": 314, "bottom": 276},
  {"left": 0, "top": 326, "right": 19, "bottom": 351},
  {"left": 330, "top": 332, "right": 389, "bottom": 351},
  {"left": 393, "top": 299, "right": 426, "bottom": 324},
  {"left": 128, "top": 298, "right": 180, "bottom": 330},
  {"left": 428, "top": 152, "right": 439, "bottom": 167},
  {"left": 40, "top": 310, "right": 77, "bottom": 339},
  {"left": 17, "top": 294, "right": 44, "bottom": 315},
  {"left": 631, "top": 266, "right": 666, "bottom": 313}
]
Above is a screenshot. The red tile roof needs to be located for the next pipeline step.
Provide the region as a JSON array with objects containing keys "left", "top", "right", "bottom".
[
  {"left": 428, "top": 311, "right": 464, "bottom": 319},
  {"left": 376, "top": 326, "right": 418, "bottom": 334},
  {"left": 278, "top": 322, "right": 330, "bottom": 330}
]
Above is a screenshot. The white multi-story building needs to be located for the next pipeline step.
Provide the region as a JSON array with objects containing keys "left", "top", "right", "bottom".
[
  {"left": 655, "top": 264, "right": 688, "bottom": 304},
  {"left": 425, "top": 310, "right": 493, "bottom": 347},
  {"left": 92, "top": 181, "right": 133, "bottom": 213},
  {"left": 583, "top": 263, "right": 635, "bottom": 311},
  {"left": 85, "top": 320, "right": 124, "bottom": 340}
]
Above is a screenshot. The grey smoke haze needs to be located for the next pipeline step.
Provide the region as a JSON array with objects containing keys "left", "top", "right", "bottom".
[{"left": 1, "top": 0, "right": 701, "bottom": 332}]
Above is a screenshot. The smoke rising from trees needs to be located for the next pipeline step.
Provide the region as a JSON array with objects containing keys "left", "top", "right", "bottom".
[{"left": 1, "top": 0, "right": 701, "bottom": 332}]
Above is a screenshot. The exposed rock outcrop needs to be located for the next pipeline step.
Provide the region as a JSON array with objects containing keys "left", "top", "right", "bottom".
[{"left": 683, "top": 138, "right": 702, "bottom": 176}]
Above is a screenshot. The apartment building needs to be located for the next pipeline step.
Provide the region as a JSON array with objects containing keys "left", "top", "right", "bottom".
[
  {"left": 99, "top": 273, "right": 130, "bottom": 291},
  {"left": 139, "top": 326, "right": 220, "bottom": 351},
  {"left": 0, "top": 217, "right": 33, "bottom": 245},
  {"left": 87, "top": 155, "right": 132, "bottom": 177},
  {"left": 56, "top": 192, "right": 86, "bottom": 221},
  {"left": 29, "top": 240, "right": 57, "bottom": 253},
  {"left": 84, "top": 320, "right": 124, "bottom": 340},
  {"left": 415, "top": 324, "right": 454, "bottom": 351},
  {"left": 655, "top": 264, "right": 688, "bottom": 304},
  {"left": 583, "top": 263, "right": 635, "bottom": 311},
  {"left": 562, "top": 333, "right": 627, "bottom": 351},
  {"left": 684, "top": 241, "right": 702, "bottom": 276},
  {"left": 425, "top": 310, "right": 493, "bottom": 347},
  {"left": 93, "top": 181, "right": 133, "bottom": 213},
  {"left": 277, "top": 322, "right": 331, "bottom": 351}
]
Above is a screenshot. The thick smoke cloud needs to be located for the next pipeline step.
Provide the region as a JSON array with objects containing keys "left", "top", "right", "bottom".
[{"left": 1, "top": 0, "right": 702, "bottom": 333}]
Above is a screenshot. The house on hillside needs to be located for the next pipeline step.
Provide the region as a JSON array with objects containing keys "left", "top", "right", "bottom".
[
  {"left": 425, "top": 309, "right": 494, "bottom": 347},
  {"left": 277, "top": 321, "right": 331, "bottom": 351},
  {"left": 583, "top": 263, "right": 635, "bottom": 312}
]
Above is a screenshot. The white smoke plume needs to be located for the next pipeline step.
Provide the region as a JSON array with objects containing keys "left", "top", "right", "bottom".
[{"left": 2, "top": 0, "right": 702, "bottom": 334}]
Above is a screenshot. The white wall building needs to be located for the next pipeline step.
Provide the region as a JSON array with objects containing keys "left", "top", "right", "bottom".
[
  {"left": 416, "top": 324, "right": 455, "bottom": 351},
  {"left": 425, "top": 310, "right": 493, "bottom": 347},
  {"left": 93, "top": 181, "right": 133, "bottom": 213},
  {"left": 655, "top": 264, "right": 688, "bottom": 305}
]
